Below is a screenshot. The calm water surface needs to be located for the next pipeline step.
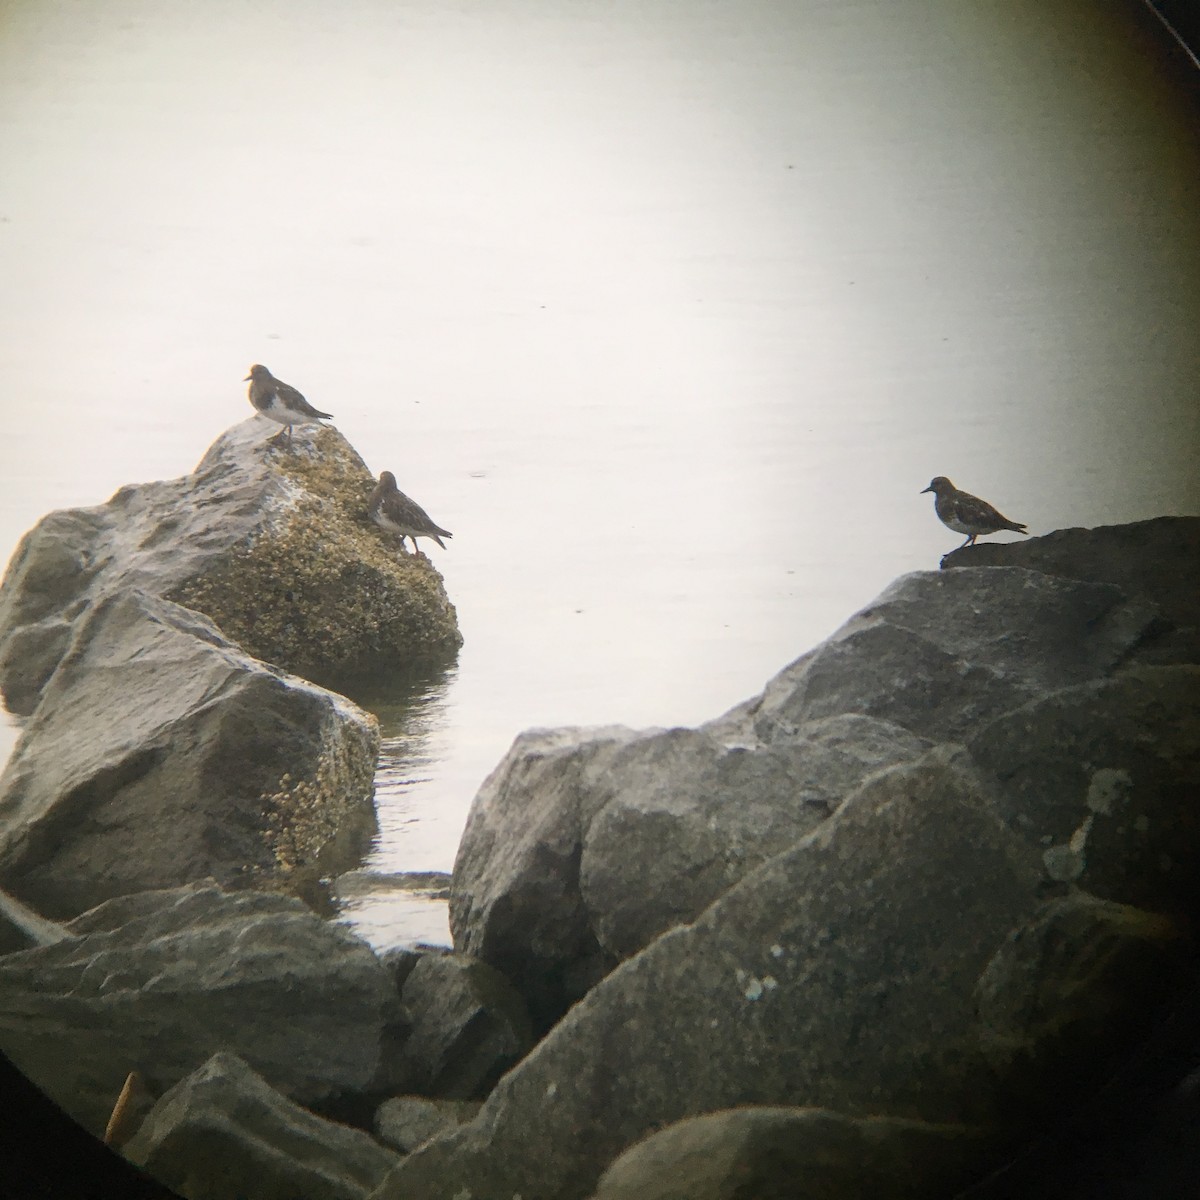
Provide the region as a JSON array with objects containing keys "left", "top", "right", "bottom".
[{"left": 1, "top": 0, "right": 1198, "bottom": 947}]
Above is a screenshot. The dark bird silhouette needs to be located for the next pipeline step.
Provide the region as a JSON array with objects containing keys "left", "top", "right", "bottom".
[
  {"left": 921, "top": 476, "right": 1028, "bottom": 550},
  {"left": 369, "top": 470, "right": 452, "bottom": 554},
  {"left": 244, "top": 364, "right": 332, "bottom": 448}
]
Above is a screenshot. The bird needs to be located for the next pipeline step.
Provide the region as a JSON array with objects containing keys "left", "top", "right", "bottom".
[
  {"left": 920, "top": 476, "right": 1028, "bottom": 550},
  {"left": 244, "top": 364, "right": 332, "bottom": 448},
  {"left": 369, "top": 470, "right": 452, "bottom": 555}
]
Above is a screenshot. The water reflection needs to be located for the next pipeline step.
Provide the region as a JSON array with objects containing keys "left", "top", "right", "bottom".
[{"left": 336, "top": 660, "right": 461, "bottom": 948}]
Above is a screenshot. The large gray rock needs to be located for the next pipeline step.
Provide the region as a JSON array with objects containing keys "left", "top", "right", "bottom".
[
  {"left": 374, "top": 1096, "right": 480, "bottom": 1154},
  {"left": 0, "top": 882, "right": 400, "bottom": 1138},
  {"left": 943, "top": 516, "right": 1200, "bottom": 640},
  {"left": 452, "top": 715, "right": 931, "bottom": 1031},
  {"left": 451, "top": 554, "right": 1180, "bottom": 1032},
  {"left": 124, "top": 1051, "right": 401, "bottom": 1200},
  {"left": 389, "top": 952, "right": 534, "bottom": 1100},
  {"left": 967, "top": 665, "right": 1200, "bottom": 908},
  {"left": 975, "top": 893, "right": 1188, "bottom": 1118},
  {"left": 392, "top": 520, "right": 1200, "bottom": 1200},
  {"left": 376, "top": 748, "right": 1044, "bottom": 1200},
  {"left": 587, "top": 1107, "right": 994, "bottom": 1200},
  {"left": 746, "top": 566, "right": 1160, "bottom": 745},
  {"left": 0, "top": 417, "right": 460, "bottom": 711},
  {"left": 0, "top": 588, "right": 378, "bottom": 916}
]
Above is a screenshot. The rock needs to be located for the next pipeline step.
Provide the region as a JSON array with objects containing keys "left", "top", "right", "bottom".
[
  {"left": 410, "top": 520, "right": 1200, "bottom": 1199},
  {"left": 587, "top": 1107, "right": 995, "bottom": 1200},
  {"left": 388, "top": 952, "right": 534, "bottom": 1100},
  {"left": 0, "top": 418, "right": 460, "bottom": 711},
  {"left": 124, "top": 1051, "right": 401, "bottom": 1200},
  {"left": 967, "top": 665, "right": 1200, "bottom": 909},
  {"left": 975, "top": 893, "right": 1188, "bottom": 1119},
  {"left": 0, "top": 882, "right": 400, "bottom": 1138},
  {"left": 452, "top": 715, "right": 931, "bottom": 1032},
  {"left": 374, "top": 748, "right": 1044, "bottom": 1200},
  {"left": 579, "top": 715, "right": 932, "bottom": 961},
  {"left": 0, "top": 588, "right": 379, "bottom": 916},
  {"left": 452, "top": 557, "right": 1174, "bottom": 1033},
  {"left": 374, "top": 1096, "right": 480, "bottom": 1154},
  {"left": 747, "top": 567, "right": 1160, "bottom": 744},
  {"left": 450, "top": 725, "right": 630, "bottom": 1033},
  {"left": 942, "top": 516, "right": 1200, "bottom": 643}
]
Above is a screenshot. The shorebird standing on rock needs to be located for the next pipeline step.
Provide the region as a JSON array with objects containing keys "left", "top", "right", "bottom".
[
  {"left": 369, "top": 470, "right": 453, "bottom": 555},
  {"left": 921, "top": 476, "right": 1028, "bottom": 550},
  {"left": 244, "top": 364, "right": 332, "bottom": 449}
]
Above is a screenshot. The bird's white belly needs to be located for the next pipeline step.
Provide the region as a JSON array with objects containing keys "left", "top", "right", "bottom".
[
  {"left": 263, "top": 397, "right": 311, "bottom": 424},
  {"left": 943, "top": 514, "right": 975, "bottom": 534},
  {"left": 374, "top": 511, "right": 412, "bottom": 535}
]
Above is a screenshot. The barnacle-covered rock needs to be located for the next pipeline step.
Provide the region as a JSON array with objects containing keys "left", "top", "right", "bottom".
[
  {"left": 0, "top": 588, "right": 379, "bottom": 916},
  {"left": 0, "top": 417, "right": 449, "bottom": 912},
  {"left": 169, "top": 422, "right": 461, "bottom": 689},
  {"left": 0, "top": 417, "right": 460, "bottom": 711}
]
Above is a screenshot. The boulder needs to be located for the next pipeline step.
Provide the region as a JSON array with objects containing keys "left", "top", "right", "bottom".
[
  {"left": 968, "top": 665, "right": 1200, "bottom": 910},
  {"left": 0, "top": 418, "right": 460, "bottom": 711},
  {"left": 746, "top": 567, "right": 1160, "bottom": 744},
  {"left": 374, "top": 1096, "right": 480, "bottom": 1154},
  {"left": 0, "top": 588, "right": 378, "bottom": 916},
  {"left": 0, "top": 882, "right": 400, "bottom": 1138},
  {"left": 124, "top": 1051, "right": 401, "bottom": 1200},
  {"left": 451, "top": 553, "right": 1184, "bottom": 1032},
  {"left": 975, "top": 893, "right": 1188, "bottom": 1118},
  {"left": 942, "top": 516, "right": 1200, "bottom": 644},
  {"left": 384, "top": 521, "right": 1200, "bottom": 1200},
  {"left": 587, "top": 1107, "right": 995, "bottom": 1200},
  {"left": 388, "top": 952, "right": 534, "bottom": 1100},
  {"left": 452, "top": 716, "right": 931, "bottom": 1031},
  {"left": 374, "top": 748, "right": 1044, "bottom": 1200}
]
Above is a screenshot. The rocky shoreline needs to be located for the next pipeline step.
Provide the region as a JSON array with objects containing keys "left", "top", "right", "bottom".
[
  {"left": 0, "top": 427, "right": 1197, "bottom": 1200},
  {"left": 0, "top": 420, "right": 460, "bottom": 913}
]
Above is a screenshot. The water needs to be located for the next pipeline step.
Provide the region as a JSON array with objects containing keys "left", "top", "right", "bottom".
[{"left": 1, "top": 0, "right": 1198, "bottom": 949}]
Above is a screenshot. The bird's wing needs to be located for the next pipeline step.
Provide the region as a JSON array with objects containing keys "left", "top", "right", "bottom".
[
  {"left": 952, "top": 491, "right": 1007, "bottom": 528},
  {"left": 276, "top": 379, "right": 331, "bottom": 419},
  {"left": 389, "top": 491, "right": 439, "bottom": 530}
]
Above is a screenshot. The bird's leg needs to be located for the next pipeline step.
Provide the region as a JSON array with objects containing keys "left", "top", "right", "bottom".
[{"left": 957, "top": 534, "right": 974, "bottom": 550}]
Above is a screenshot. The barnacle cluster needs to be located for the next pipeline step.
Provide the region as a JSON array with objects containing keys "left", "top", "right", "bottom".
[
  {"left": 261, "top": 717, "right": 379, "bottom": 879},
  {"left": 169, "top": 427, "right": 462, "bottom": 687}
]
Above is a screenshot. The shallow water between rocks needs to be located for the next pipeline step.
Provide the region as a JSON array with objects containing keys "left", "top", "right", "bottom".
[{"left": 1, "top": 0, "right": 1199, "bottom": 949}]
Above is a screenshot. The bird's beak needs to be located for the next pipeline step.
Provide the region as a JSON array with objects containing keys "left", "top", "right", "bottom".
[
  {"left": 920, "top": 486, "right": 932, "bottom": 494},
  {"left": 243, "top": 374, "right": 251, "bottom": 381}
]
